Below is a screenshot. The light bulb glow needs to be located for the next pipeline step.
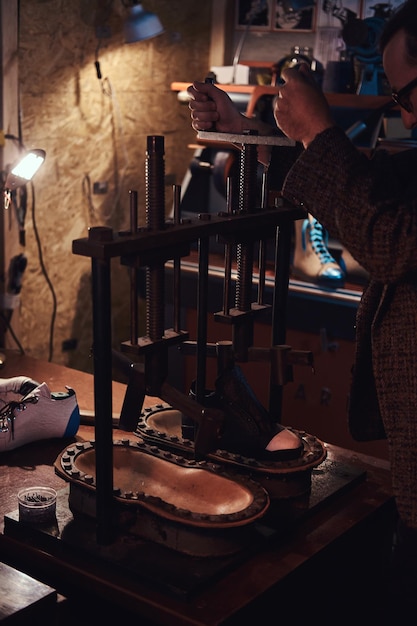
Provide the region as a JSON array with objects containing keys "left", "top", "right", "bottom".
[{"left": 11, "top": 152, "right": 45, "bottom": 181}]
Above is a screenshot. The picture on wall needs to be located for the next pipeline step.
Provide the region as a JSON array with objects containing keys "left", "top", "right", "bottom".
[
  {"left": 361, "top": 0, "right": 404, "bottom": 19},
  {"left": 273, "top": 0, "right": 317, "bottom": 31},
  {"left": 236, "top": 0, "right": 272, "bottom": 30},
  {"left": 316, "top": 0, "right": 361, "bottom": 29}
]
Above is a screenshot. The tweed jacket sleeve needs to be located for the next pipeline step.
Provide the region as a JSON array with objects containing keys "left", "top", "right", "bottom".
[
  {"left": 277, "top": 126, "right": 417, "bottom": 283},
  {"left": 270, "top": 127, "right": 417, "bottom": 443}
]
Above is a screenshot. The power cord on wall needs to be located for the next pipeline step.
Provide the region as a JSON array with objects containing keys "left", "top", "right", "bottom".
[
  {"left": 30, "top": 181, "right": 57, "bottom": 362},
  {"left": 0, "top": 310, "right": 25, "bottom": 355},
  {"left": 2, "top": 0, "right": 54, "bottom": 359},
  {"left": 1, "top": 173, "right": 56, "bottom": 361},
  {"left": 1, "top": 182, "right": 57, "bottom": 362},
  {"left": 90, "top": 26, "right": 129, "bottom": 224}
]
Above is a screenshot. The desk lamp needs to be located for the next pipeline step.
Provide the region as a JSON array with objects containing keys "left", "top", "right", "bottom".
[
  {"left": 122, "top": 1, "right": 164, "bottom": 43},
  {"left": 4, "top": 148, "right": 46, "bottom": 209},
  {"left": 1, "top": 147, "right": 45, "bottom": 364}
]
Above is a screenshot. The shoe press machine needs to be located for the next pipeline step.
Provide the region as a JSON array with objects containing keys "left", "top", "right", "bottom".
[
  {"left": 0, "top": 130, "right": 389, "bottom": 609},
  {"left": 59, "top": 130, "right": 333, "bottom": 550}
]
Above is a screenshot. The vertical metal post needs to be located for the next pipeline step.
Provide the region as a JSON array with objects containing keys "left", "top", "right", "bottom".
[
  {"left": 195, "top": 236, "right": 209, "bottom": 404},
  {"left": 172, "top": 183, "right": 181, "bottom": 333},
  {"left": 269, "top": 219, "right": 292, "bottom": 420},
  {"left": 129, "top": 190, "right": 138, "bottom": 345},
  {"left": 222, "top": 176, "right": 234, "bottom": 315},
  {"left": 90, "top": 228, "right": 114, "bottom": 544},
  {"left": 257, "top": 167, "right": 269, "bottom": 305},
  {"left": 233, "top": 137, "right": 258, "bottom": 358},
  {"left": 145, "top": 136, "right": 167, "bottom": 393}
]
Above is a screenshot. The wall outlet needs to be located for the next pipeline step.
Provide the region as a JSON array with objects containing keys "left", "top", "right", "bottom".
[
  {"left": 95, "top": 25, "right": 111, "bottom": 39},
  {"left": 93, "top": 181, "right": 108, "bottom": 194},
  {"left": 62, "top": 338, "right": 78, "bottom": 351}
]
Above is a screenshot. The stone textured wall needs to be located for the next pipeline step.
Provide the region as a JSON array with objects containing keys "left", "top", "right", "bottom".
[{"left": 16, "top": 0, "right": 212, "bottom": 372}]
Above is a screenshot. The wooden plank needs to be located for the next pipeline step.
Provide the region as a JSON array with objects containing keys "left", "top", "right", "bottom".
[
  {"left": 0, "top": 561, "right": 56, "bottom": 622},
  {"left": 0, "top": 443, "right": 394, "bottom": 626},
  {"left": 0, "top": 355, "right": 395, "bottom": 624}
]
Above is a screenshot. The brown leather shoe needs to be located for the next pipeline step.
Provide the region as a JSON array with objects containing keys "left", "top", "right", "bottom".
[{"left": 214, "top": 365, "right": 303, "bottom": 461}]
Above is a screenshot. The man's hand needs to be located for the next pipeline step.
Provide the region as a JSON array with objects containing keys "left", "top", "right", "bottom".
[
  {"left": 187, "top": 81, "right": 245, "bottom": 134},
  {"left": 187, "top": 80, "right": 279, "bottom": 165},
  {"left": 274, "top": 64, "right": 335, "bottom": 148}
]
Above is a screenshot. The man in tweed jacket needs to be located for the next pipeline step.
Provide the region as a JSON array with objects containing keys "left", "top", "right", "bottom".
[{"left": 188, "top": 0, "right": 417, "bottom": 596}]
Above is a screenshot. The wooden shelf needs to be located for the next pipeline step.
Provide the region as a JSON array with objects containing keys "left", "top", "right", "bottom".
[{"left": 171, "top": 81, "right": 392, "bottom": 106}]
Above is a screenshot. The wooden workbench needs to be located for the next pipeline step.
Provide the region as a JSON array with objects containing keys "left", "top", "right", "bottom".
[{"left": 0, "top": 350, "right": 396, "bottom": 624}]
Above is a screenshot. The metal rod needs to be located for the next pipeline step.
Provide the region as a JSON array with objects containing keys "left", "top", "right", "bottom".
[
  {"left": 257, "top": 168, "right": 269, "bottom": 305},
  {"left": 172, "top": 183, "right": 181, "bottom": 333},
  {"left": 145, "top": 136, "right": 165, "bottom": 341},
  {"left": 146, "top": 135, "right": 165, "bottom": 230},
  {"left": 236, "top": 139, "right": 257, "bottom": 312},
  {"left": 269, "top": 220, "right": 293, "bottom": 420},
  {"left": 129, "top": 189, "right": 138, "bottom": 345},
  {"left": 223, "top": 176, "right": 233, "bottom": 315},
  {"left": 91, "top": 251, "right": 114, "bottom": 545},
  {"left": 257, "top": 239, "right": 266, "bottom": 305},
  {"left": 195, "top": 236, "right": 209, "bottom": 404}
]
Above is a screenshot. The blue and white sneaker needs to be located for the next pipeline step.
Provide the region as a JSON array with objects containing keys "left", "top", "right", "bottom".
[
  {"left": 0, "top": 377, "right": 80, "bottom": 451},
  {"left": 292, "top": 214, "right": 345, "bottom": 285}
]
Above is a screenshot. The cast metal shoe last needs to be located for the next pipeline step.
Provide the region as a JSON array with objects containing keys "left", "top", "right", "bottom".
[{"left": 54, "top": 440, "right": 270, "bottom": 533}]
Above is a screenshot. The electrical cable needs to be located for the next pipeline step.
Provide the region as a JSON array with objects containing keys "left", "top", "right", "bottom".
[
  {"left": 2, "top": 0, "right": 55, "bottom": 361},
  {"left": 91, "top": 27, "right": 129, "bottom": 223},
  {"left": 2, "top": 133, "right": 56, "bottom": 360},
  {"left": 82, "top": 173, "right": 96, "bottom": 222},
  {"left": 0, "top": 311, "right": 25, "bottom": 355},
  {"left": 90, "top": 62, "right": 129, "bottom": 222},
  {"left": 30, "top": 181, "right": 57, "bottom": 362},
  {"left": 3, "top": 134, "right": 29, "bottom": 244}
]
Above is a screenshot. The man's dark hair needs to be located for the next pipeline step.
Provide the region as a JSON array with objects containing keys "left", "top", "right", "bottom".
[{"left": 379, "top": 0, "right": 417, "bottom": 63}]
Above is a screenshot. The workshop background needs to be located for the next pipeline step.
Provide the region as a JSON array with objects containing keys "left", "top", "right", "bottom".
[
  {"left": 1, "top": 0, "right": 394, "bottom": 460},
  {"left": 1, "top": 0, "right": 213, "bottom": 373},
  {"left": 1, "top": 0, "right": 328, "bottom": 373}
]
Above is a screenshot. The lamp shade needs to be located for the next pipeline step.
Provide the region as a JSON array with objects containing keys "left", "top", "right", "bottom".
[
  {"left": 5, "top": 149, "right": 46, "bottom": 191},
  {"left": 124, "top": 4, "right": 164, "bottom": 43}
]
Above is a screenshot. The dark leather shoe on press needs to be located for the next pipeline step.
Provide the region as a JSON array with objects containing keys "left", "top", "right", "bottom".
[{"left": 215, "top": 365, "right": 303, "bottom": 461}]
